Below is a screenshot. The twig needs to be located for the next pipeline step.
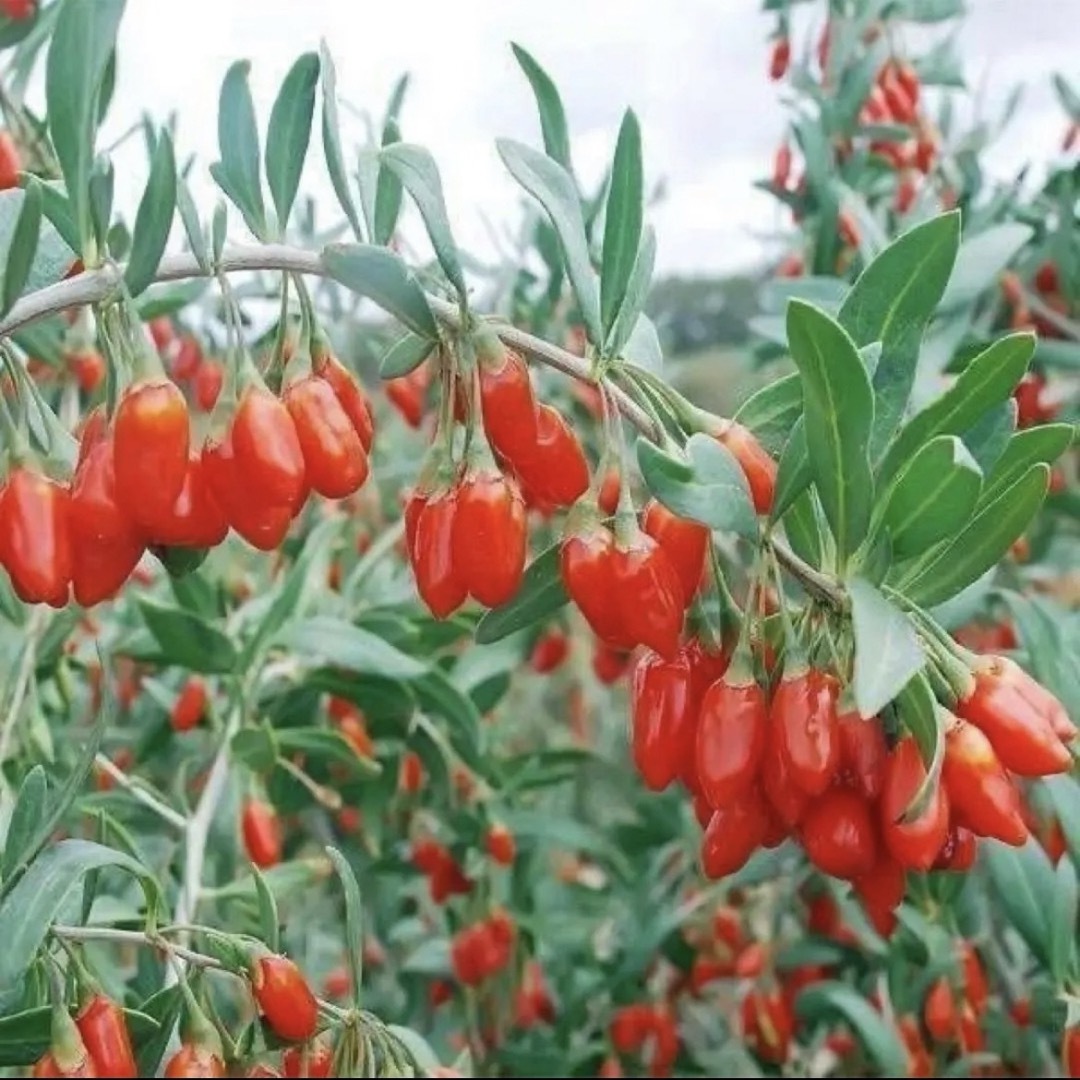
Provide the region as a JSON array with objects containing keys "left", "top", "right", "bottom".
[
  {"left": 91, "top": 754, "right": 189, "bottom": 831},
  {"left": 51, "top": 924, "right": 225, "bottom": 971}
]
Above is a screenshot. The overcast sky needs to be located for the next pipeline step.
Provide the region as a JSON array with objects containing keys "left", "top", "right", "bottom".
[{"left": 97, "top": 0, "right": 1075, "bottom": 276}]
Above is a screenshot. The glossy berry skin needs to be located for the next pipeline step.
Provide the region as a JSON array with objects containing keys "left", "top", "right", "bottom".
[
  {"left": 385, "top": 369, "right": 427, "bottom": 428},
  {"left": 612, "top": 531, "right": 684, "bottom": 659},
  {"left": 800, "top": 788, "right": 877, "bottom": 880},
  {"left": 716, "top": 421, "right": 776, "bottom": 514},
  {"left": 412, "top": 490, "right": 467, "bottom": 618},
  {"left": 0, "top": 468, "right": 73, "bottom": 607},
  {"left": 31, "top": 1053, "right": 96, "bottom": 1078},
  {"left": 942, "top": 718, "right": 1027, "bottom": 845},
  {"left": 193, "top": 360, "right": 223, "bottom": 412},
  {"left": 281, "top": 1039, "right": 333, "bottom": 1078},
  {"left": 252, "top": 955, "right": 319, "bottom": 1042},
  {"left": 68, "top": 349, "right": 106, "bottom": 394},
  {"left": 762, "top": 719, "right": 809, "bottom": 828},
  {"left": 769, "top": 36, "right": 791, "bottom": 80},
  {"left": 642, "top": 499, "right": 708, "bottom": 606},
  {"left": 71, "top": 532, "right": 144, "bottom": 608},
  {"left": 485, "top": 822, "right": 516, "bottom": 865},
  {"left": 631, "top": 648, "right": 695, "bottom": 791},
  {"left": 204, "top": 432, "right": 293, "bottom": 551},
  {"left": 957, "top": 656, "right": 1071, "bottom": 775},
  {"left": 514, "top": 404, "right": 589, "bottom": 507},
  {"left": 993, "top": 655, "right": 1074, "bottom": 742},
  {"left": 76, "top": 995, "right": 136, "bottom": 1077},
  {"left": 696, "top": 673, "right": 768, "bottom": 809},
  {"left": 742, "top": 989, "right": 793, "bottom": 1065},
  {"left": 853, "top": 856, "right": 905, "bottom": 936},
  {"left": 0, "top": 130, "right": 21, "bottom": 189},
  {"left": 113, "top": 379, "right": 190, "bottom": 532},
  {"left": 316, "top": 354, "right": 374, "bottom": 453},
  {"left": 163, "top": 1044, "right": 225, "bottom": 1078},
  {"left": 560, "top": 523, "right": 631, "bottom": 649},
  {"left": 771, "top": 669, "right": 841, "bottom": 797},
  {"left": 701, "top": 787, "right": 769, "bottom": 878},
  {"left": 242, "top": 799, "right": 282, "bottom": 869},
  {"left": 171, "top": 335, "right": 201, "bottom": 379},
  {"left": 150, "top": 452, "right": 229, "bottom": 548},
  {"left": 1064, "top": 1026, "right": 1080, "bottom": 1079},
  {"left": 171, "top": 677, "right": 207, "bottom": 732},
  {"left": 231, "top": 385, "right": 306, "bottom": 510},
  {"left": 837, "top": 712, "right": 887, "bottom": 800},
  {"left": 284, "top": 375, "right": 369, "bottom": 499},
  {"left": 530, "top": 630, "right": 569, "bottom": 673},
  {"left": 399, "top": 751, "right": 424, "bottom": 793},
  {"left": 478, "top": 346, "right": 538, "bottom": 464},
  {"left": 933, "top": 825, "right": 977, "bottom": 871},
  {"left": 881, "top": 736, "right": 950, "bottom": 871},
  {"left": 452, "top": 469, "right": 527, "bottom": 607}
]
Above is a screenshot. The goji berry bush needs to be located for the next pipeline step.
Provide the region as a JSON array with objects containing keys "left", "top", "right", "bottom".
[{"left": 0, "top": 0, "right": 1077, "bottom": 1076}]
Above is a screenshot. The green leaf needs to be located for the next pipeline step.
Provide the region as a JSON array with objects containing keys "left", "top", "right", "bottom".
[
  {"left": 0, "top": 839, "right": 156, "bottom": 990},
  {"left": 475, "top": 542, "right": 567, "bottom": 645},
  {"left": 981, "top": 424, "right": 1073, "bottom": 506},
  {"left": 379, "top": 330, "right": 434, "bottom": 379},
  {"left": 878, "top": 333, "right": 1035, "bottom": 487},
  {"left": 34, "top": 182, "right": 80, "bottom": 256},
  {"left": 319, "top": 44, "right": 363, "bottom": 241},
  {"left": 963, "top": 399, "right": 1014, "bottom": 474},
  {"left": 251, "top": 865, "right": 281, "bottom": 954},
  {"left": 1, "top": 767, "right": 47, "bottom": 881},
  {"left": 892, "top": 673, "right": 944, "bottom": 821},
  {"left": 496, "top": 137, "right": 601, "bottom": 344},
  {"left": 87, "top": 156, "right": 114, "bottom": 251},
  {"left": 876, "top": 436, "right": 982, "bottom": 559},
  {"left": 136, "top": 598, "right": 237, "bottom": 674},
  {"left": 786, "top": 299, "right": 874, "bottom": 564},
  {"left": 983, "top": 841, "right": 1052, "bottom": 964},
  {"left": 940, "top": 223, "right": 1034, "bottom": 310},
  {"left": 176, "top": 176, "right": 209, "bottom": 273},
  {"left": 849, "top": 579, "right": 924, "bottom": 718},
  {"left": 373, "top": 119, "right": 403, "bottom": 247},
  {"left": 1049, "top": 856, "right": 1078, "bottom": 984},
  {"left": 231, "top": 727, "right": 279, "bottom": 773},
  {"left": 134, "top": 985, "right": 183, "bottom": 1077},
  {"left": 386, "top": 1026, "right": 442, "bottom": 1076},
  {"left": 600, "top": 110, "right": 643, "bottom": 340},
  {"left": 211, "top": 60, "right": 267, "bottom": 238},
  {"left": 607, "top": 225, "right": 656, "bottom": 358},
  {"left": 1, "top": 180, "right": 41, "bottom": 315},
  {"left": 623, "top": 314, "right": 663, "bottom": 375},
  {"left": 380, "top": 143, "right": 466, "bottom": 301},
  {"left": 893, "top": 465, "right": 1049, "bottom": 607},
  {"left": 413, "top": 668, "right": 486, "bottom": 778},
  {"left": 326, "top": 846, "right": 363, "bottom": 1007},
  {"left": 124, "top": 129, "right": 176, "bottom": 297},
  {"left": 782, "top": 490, "right": 824, "bottom": 568},
  {"left": 277, "top": 615, "right": 426, "bottom": 679},
  {"left": 502, "top": 808, "right": 633, "bottom": 881},
  {"left": 44, "top": 0, "right": 126, "bottom": 252},
  {"left": 733, "top": 372, "right": 802, "bottom": 458},
  {"left": 275, "top": 728, "right": 379, "bottom": 777},
  {"left": 0, "top": 1005, "right": 158, "bottom": 1068},
  {"left": 638, "top": 433, "right": 758, "bottom": 538},
  {"left": 511, "top": 44, "right": 572, "bottom": 171},
  {"left": 794, "top": 982, "right": 907, "bottom": 1075},
  {"left": 837, "top": 212, "right": 960, "bottom": 455},
  {"left": 265, "top": 52, "right": 319, "bottom": 233},
  {"left": 322, "top": 242, "right": 439, "bottom": 341},
  {"left": 771, "top": 420, "right": 810, "bottom": 524},
  {"left": 384, "top": 74, "right": 410, "bottom": 125}
]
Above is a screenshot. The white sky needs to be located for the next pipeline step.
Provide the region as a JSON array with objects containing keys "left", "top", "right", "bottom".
[{"left": 91, "top": 0, "right": 1076, "bottom": 276}]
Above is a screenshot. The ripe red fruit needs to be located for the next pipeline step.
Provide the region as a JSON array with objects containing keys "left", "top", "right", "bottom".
[
  {"left": 715, "top": 421, "right": 776, "bottom": 514},
  {"left": 1063, "top": 1026, "right": 1080, "bottom": 1078},
  {"left": 612, "top": 529, "right": 684, "bottom": 658},
  {"left": 385, "top": 365, "right": 428, "bottom": 428},
  {"left": 112, "top": 379, "right": 190, "bottom": 533},
  {"left": 530, "top": 629, "right": 569, "bottom": 673},
  {"left": 942, "top": 717, "right": 1027, "bottom": 845},
  {"left": 881, "top": 737, "right": 950, "bottom": 871},
  {"left": 514, "top": 403, "right": 589, "bottom": 507},
  {"left": 68, "top": 349, "right": 106, "bottom": 394},
  {"left": 315, "top": 354, "right": 374, "bottom": 453},
  {"left": 0, "top": 130, "right": 21, "bottom": 189},
  {"left": 642, "top": 499, "right": 708, "bottom": 607},
  {"left": 281, "top": 1038, "right": 333, "bottom": 1078},
  {"left": 338, "top": 712, "right": 374, "bottom": 758},
  {"left": 597, "top": 466, "right": 620, "bottom": 516},
  {"left": 164, "top": 1044, "right": 225, "bottom": 1078},
  {"left": 171, "top": 336, "right": 202, "bottom": 380},
  {"left": 284, "top": 375, "right": 369, "bottom": 499},
  {"left": 71, "top": 532, "right": 144, "bottom": 608},
  {"left": 895, "top": 172, "right": 917, "bottom": 213},
  {"left": 171, "top": 677, "right": 207, "bottom": 732},
  {"left": 412, "top": 490, "right": 467, "bottom": 618},
  {"left": 924, "top": 977, "right": 958, "bottom": 1042},
  {"left": 149, "top": 452, "right": 229, "bottom": 548},
  {"left": 477, "top": 342, "right": 538, "bottom": 463},
  {"left": 485, "top": 822, "right": 516, "bottom": 865},
  {"left": 800, "top": 788, "right": 877, "bottom": 880},
  {"left": 769, "top": 36, "right": 791, "bottom": 80},
  {"left": 837, "top": 712, "right": 887, "bottom": 800},
  {"left": 742, "top": 988, "right": 793, "bottom": 1064},
  {"left": 69, "top": 422, "right": 139, "bottom": 546},
  {"left": 933, "top": 824, "right": 977, "bottom": 871},
  {"left": 561, "top": 521, "right": 631, "bottom": 648},
  {"left": 252, "top": 954, "right": 319, "bottom": 1042},
  {"left": 242, "top": 799, "right": 282, "bottom": 868},
  {"left": 232, "top": 385, "right": 307, "bottom": 510},
  {"left": 771, "top": 668, "right": 841, "bottom": 797},
  {"left": 0, "top": 468, "right": 73, "bottom": 607},
  {"left": 593, "top": 640, "right": 631, "bottom": 684},
  {"left": 193, "top": 360, "right": 223, "bottom": 412},
  {"left": 399, "top": 750, "right": 424, "bottom": 794},
  {"left": 838, "top": 209, "right": 860, "bottom": 248},
  {"left": 853, "top": 855, "right": 905, "bottom": 936},
  {"left": 772, "top": 140, "right": 792, "bottom": 189},
  {"left": 696, "top": 671, "right": 768, "bottom": 808},
  {"left": 762, "top": 717, "right": 810, "bottom": 828},
  {"left": 451, "top": 467, "right": 526, "bottom": 607},
  {"left": 631, "top": 647, "right": 695, "bottom": 791},
  {"left": 701, "top": 787, "right": 769, "bottom": 878},
  {"left": 76, "top": 995, "right": 136, "bottom": 1077}
]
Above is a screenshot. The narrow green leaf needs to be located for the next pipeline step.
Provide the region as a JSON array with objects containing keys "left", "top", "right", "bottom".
[
  {"left": 0, "top": 840, "right": 156, "bottom": 990},
  {"left": 981, "top": 424, "right": 1073, "bottom": 506},
  {"left": 878, "top": 333, "right": 1035, "bottom": 487},
  {"left": 786, "top": 299, "right": 874, "bottom": 563},
  {"left": 638, "top": 433, "right": 758, "bottom": 538},
  {"left": 963, "top": 399, "right": 1015, "bottom": 474},
  {"left": 849, "top": 579, "right": 924, "bottom": 718},
  {"left": 265, "top": 52, "right": 319, "bottom": 232},
  {"left": 983, "top": 842, "right": 1052, "bottom": 964},
  {"left": 34, "top": 182, "right": 79, "bottom": 255},
  {"left": 231, "top": 727, "right": 278, "bottom": 773},
  {"left": 475, "top": 543, "right": 567, "bottom": 645},
  {"left": 876, "top": 436, "right": 982, "bottom": 559},
  {"left": 124, "top": 129, "right": 176, "bottom": 297},
  {"left": 1, "top": 768, "right": 47, "bottom": 881},
  {"left": 212, "top": 60, "right": 266, "bottom": 237},
  {"left": 322, "top": 242, "right": 439, "bottom": 341},
  {"left": 734, "top": 372, "right": 802, "bottom": 458},
  {"left": 277, "top": 615, "right": 426, "bottom": 679},
  {"left": 413, "top": 667, "right": 487, "bottom": 778},
  {"left": 275, "top": 728, "right": 380, "bottom": 777},
  {"left": 372, "top": 119, "right": 403, "bottom": 247},
  {"left": 497, "top": 137, "right": 601, "bottom": 344},
  {"left": 511, "top": 44, "right": 572, "bottom": 171},
  {"left": 380, "top": 143, "right": 466, "bottom": 300},
  {"left": 837, "top": 212, "right": 960, "bottom": 455},
  {"left": 251, "top": 865, "right": 281, "bottom": 954},
  {"left": 319, "top": 44, "right": 363, "bottom": 241},
  {"left": 86, "top": 155, "right": 113, "bottom": 251},
  {"left": 176, "top": 176, "right": 209, "bottom": 272},
  {"left": 1, "top": 180, "right": 41, "bottom": 315},
  {"left": 783, "top": 490, "right": 824, "bottom": 567},
  {"left": 770, "top": 419, "right": 811, "bottom": 524},
  {"left": 600, "top": 110, "right": 643, "bottom": 338},
  {"left": 379, "top": 330, "right": 434, "bottom": 379},
  {"left": 623, "top": 315, "right": 663, "bottom": 375},
  {"left": 894, "top": 464, "right": 1049, "bottom": 607},
  {"left": 606, "top": 224, "right": 655, "bottom": 358},
  {"left": 212, "top": 202, "right": 227, "bottom": 264},
  {"left": 134, "top": 985, "right": 182, "bottom": 1077},
  {"left": 326, "top": 846, "right": 363, "bottom": 1006},
  {"left": 795, "top": 983, "right": 907, "bottom": 1075},
  {"left": 1049, "top": 856, "right": 1078, "bottom": 984},
  {"left": 44, "top": 0, "right": 126, "bottom": 251},
  {"left": 940, "top": 223, "right": 1034, "bottom": 310},
  {"left": 137, "top": 597, "right": 238, "bottom": 674}
]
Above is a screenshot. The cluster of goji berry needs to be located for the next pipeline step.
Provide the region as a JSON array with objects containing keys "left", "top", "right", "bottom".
[
  {"left": 0, "top": 322, "right": 374, "bottom": 608},
  {"left": 1002, "top": 259, "right": 1074, "bottom": 342},
  {"left": 449, "top": 908, "right": 517, "bottom": 987}
]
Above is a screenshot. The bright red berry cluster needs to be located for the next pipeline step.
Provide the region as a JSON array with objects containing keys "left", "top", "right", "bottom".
[{"left": 450, "top": 909, "right": 516, "bottom": 987}]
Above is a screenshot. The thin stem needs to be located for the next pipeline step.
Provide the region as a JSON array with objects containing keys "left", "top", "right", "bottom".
[
  {"left": 51, "top": 925, "right": 225, "bottom": 971},
  {"left": 277, "top": 756, "right": 343, "bottom": 810},
  {"left": 772, "top": 538, "right": 846, "bottom": 608},
  {"left": 90, "top": 754, "right": 188, "bottom": 831}
]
